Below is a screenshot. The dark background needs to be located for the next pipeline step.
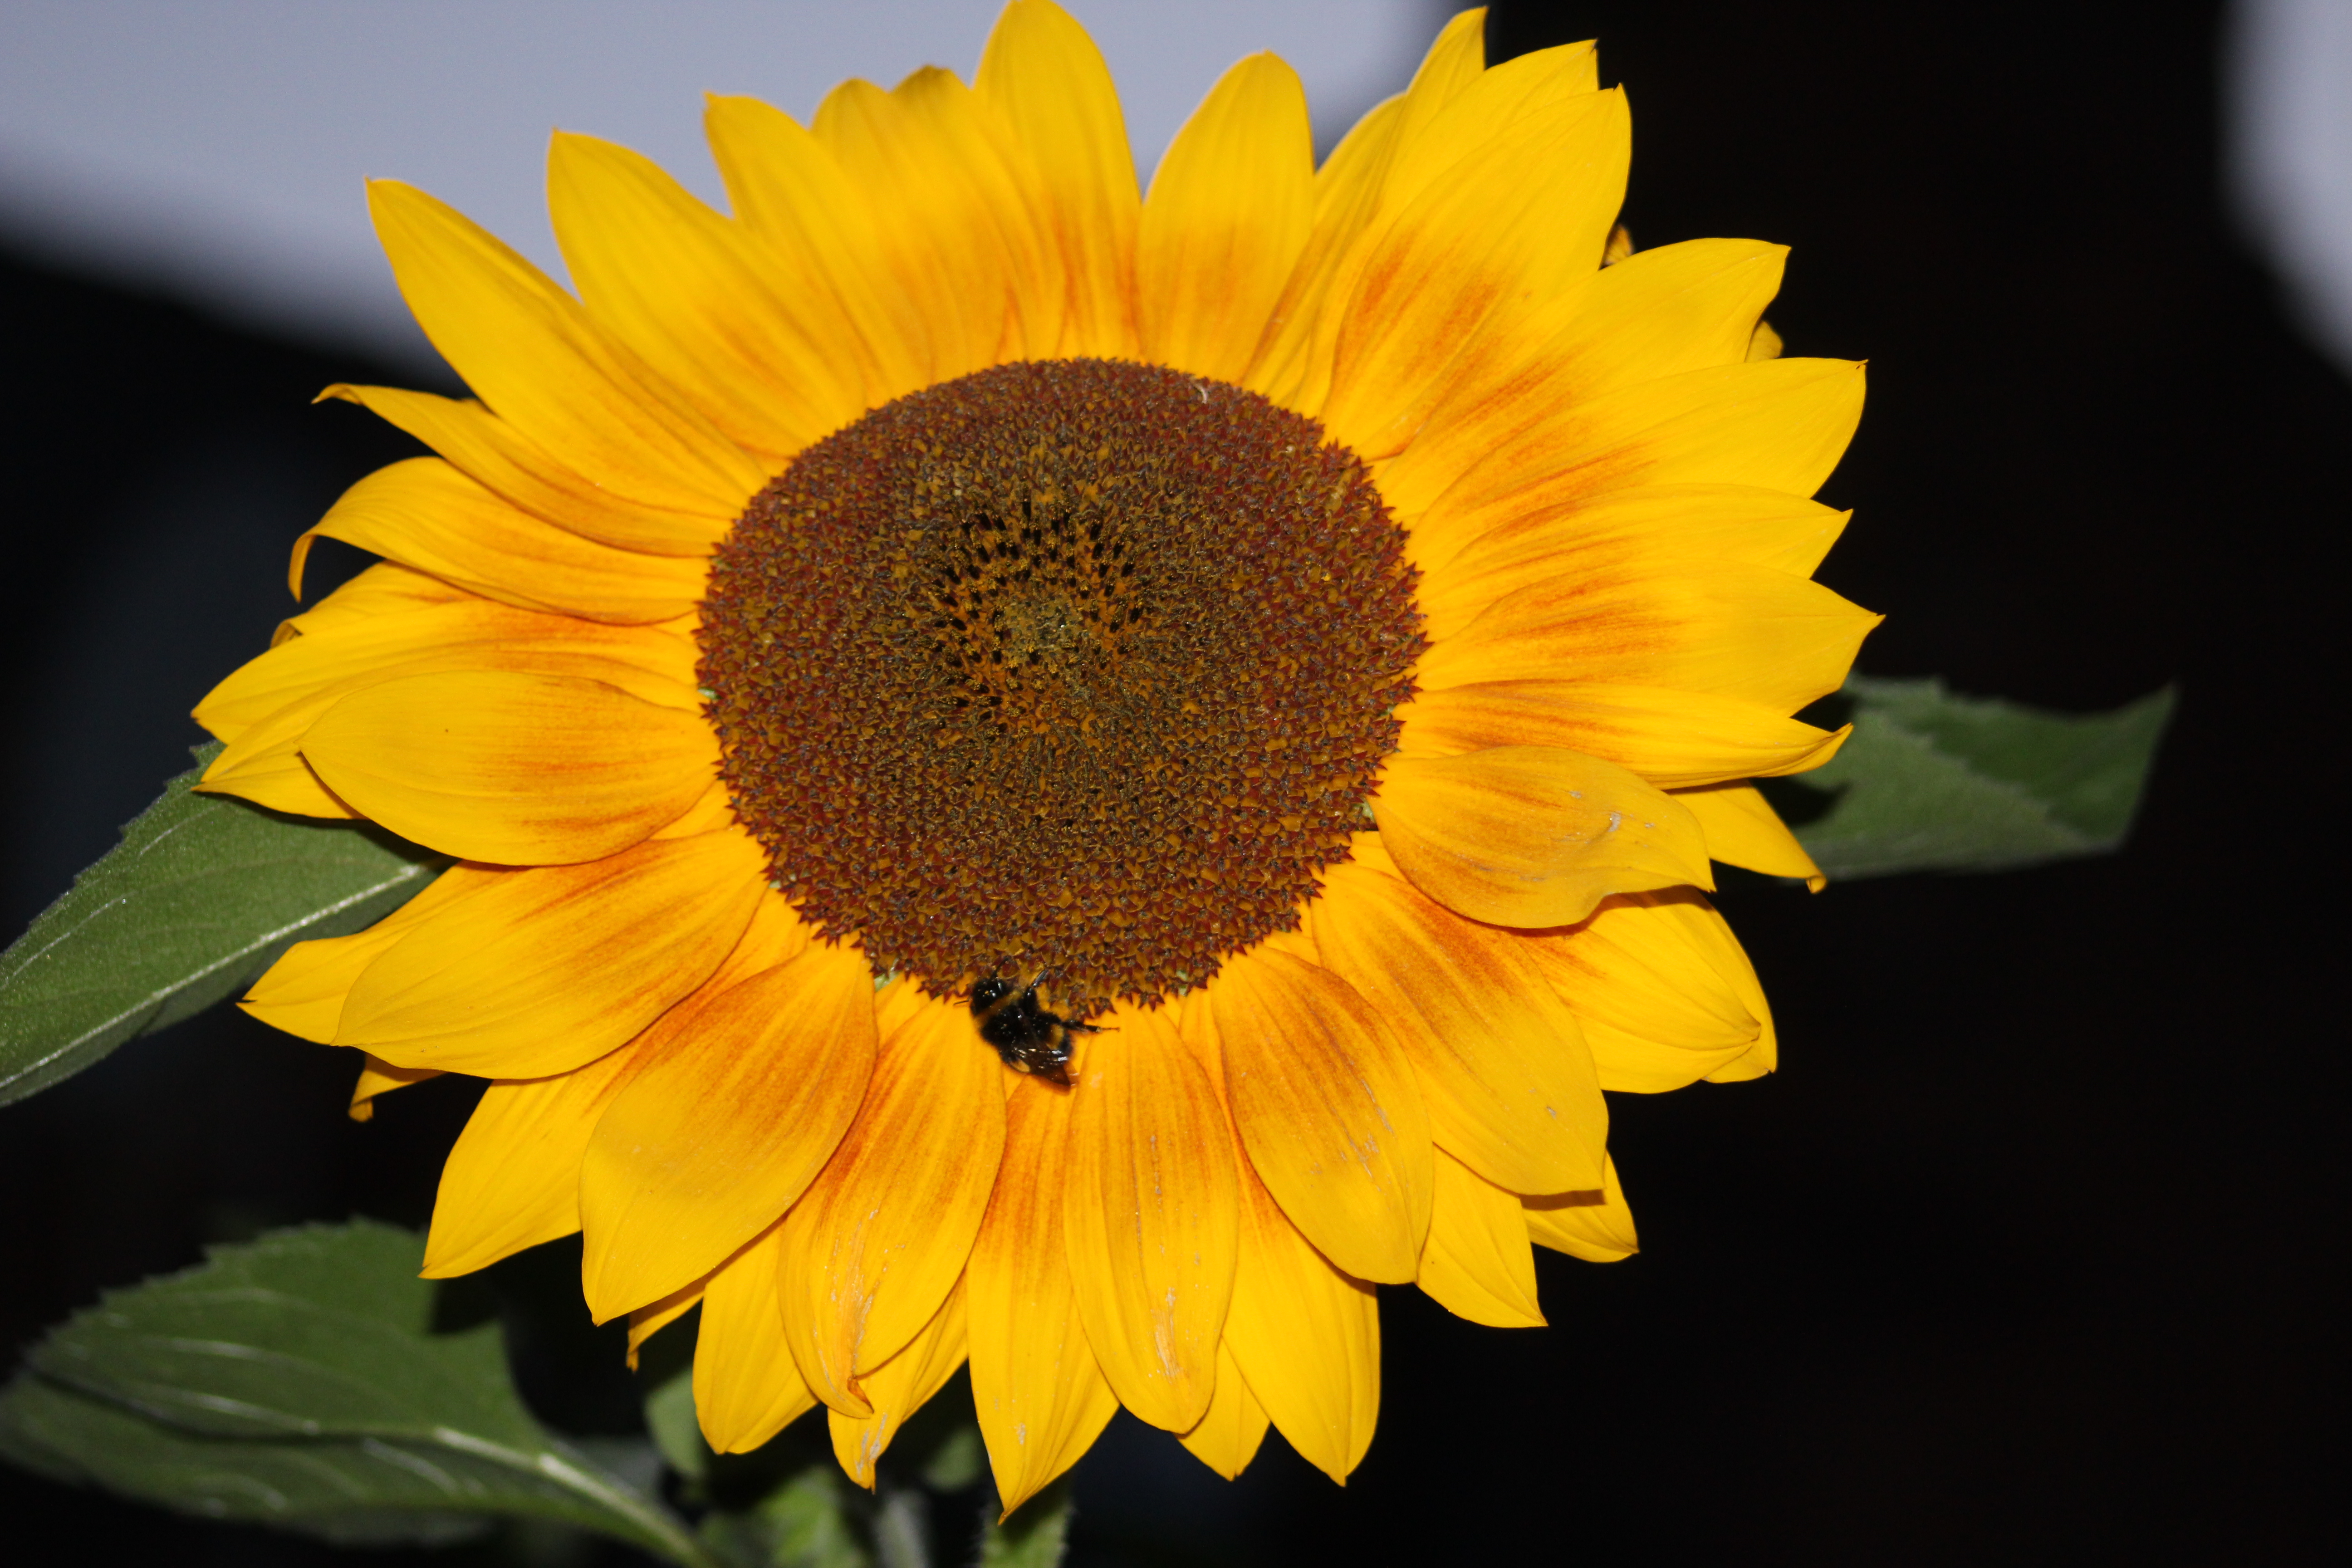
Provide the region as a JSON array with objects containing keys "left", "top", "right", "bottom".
[{"left": 1, "top": 0, "right": 2339, "bottom": 1563}]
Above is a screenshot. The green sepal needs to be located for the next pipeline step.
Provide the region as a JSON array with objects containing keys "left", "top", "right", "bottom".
[
  {"left": 0, "top": 743, "right": 441, "bottom": 1107},
  {"left": 1780, "top": 677, "right": 2175, "bottom": 879},
  {"left": 0, "top": 1220, "right": 716, "bottom": 1566}
]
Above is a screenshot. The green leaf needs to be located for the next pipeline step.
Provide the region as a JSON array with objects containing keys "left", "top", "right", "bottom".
[
  {"left": 977, "top": 1478, "right": 1072, "bottom": 1568},
  {"left": 1780, "top": 677, "right": 2176, "bottom": 879},
  {"left": 0, "top": 744, "right": 441, "bottom": 1107},
  {"left": 0, "top": 1220, "right": 716, "bottom": 1566}
]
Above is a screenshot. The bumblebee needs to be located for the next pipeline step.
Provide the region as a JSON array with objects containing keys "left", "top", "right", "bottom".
[{"left": 970, "top": 975, "right": 1102, "bottom": 1086}]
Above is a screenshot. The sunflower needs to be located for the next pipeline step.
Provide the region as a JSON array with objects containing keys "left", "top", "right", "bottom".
[{"left": 197, "top": 2, "right": 1871, "bottom": 1509}]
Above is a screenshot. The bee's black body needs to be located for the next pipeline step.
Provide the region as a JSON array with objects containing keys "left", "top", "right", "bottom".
[{"left": 970, "top": 976, "right": 1101, "bottom": 1086}]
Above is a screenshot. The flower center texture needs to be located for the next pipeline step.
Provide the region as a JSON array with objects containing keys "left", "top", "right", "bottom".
[{"left": 697, "top": 358, "right": 1424, "bottom": 1015}]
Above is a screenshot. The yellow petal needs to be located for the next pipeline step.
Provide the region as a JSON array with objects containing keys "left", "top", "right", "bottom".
[
  {"left": 1374, "top": 745, "right": 1713, "bottom": 928},
  {"left": 966, "top": 1077, "right": 1120, "bottom": 1517},
  {"left": 1309, "top": 848, "right": 1607, "bottom": 1195},
  {"left": 1210, "top": 949, "right": 1432, "bottom": 1284},
  {"left": 1137, "top": 52, "right": 1312, "bottom": 382},
  {"left": 336, "top": 831, "right": 764, "bottom": 1078},
  {"left": 240, "top": 865, "right": 478, "bottom": 1044},
  {"left": 1318, "top": 89, "right": 1631, "bottom": 460},
  {"left": 1519, "top": 889, "right": 1771, "bottom": 1094},
  {"left": 299, "top": 670, "right": 715, "bottom": 866},
  {"left": 975, "top": 0, "right": 1138, "bottom": 358},
  {"left": 1399, "top": 238, "right": 1789, "bottom": 498},
  {"left": 1415, "top": 560, "right": 1880, "bottom": 719},
  {"left": 1373, "top": 36, "right": 1604, "bottom": 234},
  {"left": 368, "top": 180, "right": 764, "bottom": 514},
  {"left": 421, "top": 1037, "right": 651, "bottom": 1278},
  {"left": 1414, "top": 482, "right": 1852, "bottom": 627},
  {"left": 703, "top": 93, "right": 929, "bottom": 405},
  {"left": 1386, "top": 355, "right": 1867, "bottom": 523},
  {"left": 291, "top": 457, "right": 707, "bottom": 625},
  {"left": 1417, "top": 1147, "right": 1545, "bottom": 1328},
  {"left": 1748, "top": 320, "right": 1784, "bottom": 360},
  {"left": 815, "top": 70, "right": 1051, "bottom": 381},
  {"left": 829, "top": 1284, "right": 970, "bottom": 1490},
  {"left": 694, "top": 1223, "right": 820, "bottom": 1454},
  {"left": 199, "top": 587, "right": 696, "bottom": 745},
  {"left": 1245, "top": 7, "right": 1486, "bottom": 407},
  {"left": 321, "top": 384, "right": 724, "bottom": 557},
  {"left": 779, "top": 986, "right": 1004, "bottom": 1417},
  {"left": 580, "top": 938, "right": 878, "bottom": 1322},
  {"left": 549, "top": 132, "right": 864, "bottom": 462},
  {"left": 1396, "top": 681, "right": 1849, "bottom": 790},
  {"left": 1064, "top": 1001, "right": 1238, "bottom": 1433},
  {"left": 1176, "top": 1340, "right": 1271, "bottom": 1480},
  {"left": 345, "top": 1054, "right": 439, "bottom": 1123},
  {"left": 1676, "top": 781, "right": 1826, "bottom": 887},
  {"left": 1221, "top": 1155, "right": 1379, "bottom": 1485},
  {"left": 1525, "top": 1154, "right": 1637, "bottom": 1262}
]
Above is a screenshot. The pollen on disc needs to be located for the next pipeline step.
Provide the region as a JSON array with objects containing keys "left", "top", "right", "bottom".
[{"left": 696, "top": 358, "right": 1424, "bottom": 1015}]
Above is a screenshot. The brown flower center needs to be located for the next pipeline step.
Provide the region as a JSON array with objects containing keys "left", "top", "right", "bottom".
[{"left": 696, "top": 358, "right": 1422, "bottom": 1015}]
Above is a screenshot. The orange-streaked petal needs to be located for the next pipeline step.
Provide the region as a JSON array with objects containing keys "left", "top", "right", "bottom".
[
  {"left": 1412, "top": 482, "right": 1852, "bottom": 630},
  {"left": 1136, "top": 53, "right": 1309, "bottom": 380},
  {"left": 695, "top": 1224, "right": 820, "bottom": 1454},
  {"left": 1399, "top": 237, "right": 1788, "bottom": 500},
  {"left": 1176, "top": 1340, "right": 1271, "bottom": 1481},
  {"left": 1519, "top": 889, "right": 1772, "bottom": 1094},
  {"left": 1396, "top": 681, "right": 1850, "bottom": 789},
  {"left": 1310, "top": 846, "right": 1607, "bottom": 1195},
  {"left": 299, "top": 670, "right": 715, "bottom": 866},
  {"left": 580, "top": 938, "right": 878, "bottom": 1322},
  {"left": 1221, "top": 1155, "right": 1379, "bottom": 1485},
  {"left": 703, "top": 93, "right": 925, "bottom": 406},
  {"left": 966, "top": 1076, "right": 1120, "bottom": 1517},
  {"left": 368, "top": 180, "right": 764, "bottom": 514},
  {"left": 336, "top": 831, "right": 764, "bottom": 1078},
  {"left": 1417, "top": 1147, "right": 1545, "bottom": 1328},
  {"left": 829, "top": 1284, "right": 970, "bottom": 1490},
  {"left": 549, "top": 132, "right": 863, "bottom": 461},
  {"left": 1065, "top": 1001, "right": 1238, "bottom": 1432},
  {"left": 1525, "top": 1154, "right": 1637, "bottom": 1262},
  {"left": 1374, "top": 745, "right": 1713, "bottom": 928},
  {"left": 1318, "top": 89, "right": 1630, "bottom": 460},
  {"left": 1676, "top": 781, "right": 1827, "bottom": 887},
  {"left": 240, "top": 864, "right": 476, "bottom": 1044},
  {"left": 1211, "top": 949, "right": 1432, "bottom": 1284},
  {"left": 290, "top": 458, "right": 707, "bottom": 626},
  {"left": 421, "top": 1038, "right": 652, "bottom": 1278},
  {"left": 198, "top": 588, "right": 697, "bottom": 745},
  {"left": 320, "top": 384, "right": 724, "bottom": 557},
  {"left": 780, "top": 985, "right": 1004, "bottom": 1417},
  {"left": 1243, "top": 0, "right": 1489, "bottom": 405},
  {"left": 975, "top": 0, "right": 1138, "bottom": 358},
  {"left": 1387, "top": 356, "right": 1867, "bottom": 524},
  {"left": 815, "top": 71, "right": 1047, "bottom": 382},
  {"left": 1414, "top": 559, "right": 1880, "bottom": 718}
]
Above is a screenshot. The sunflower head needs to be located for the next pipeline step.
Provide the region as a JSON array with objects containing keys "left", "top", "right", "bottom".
[{"left": 203, "top": 0, "right": 1871, "bottom": 1513}]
